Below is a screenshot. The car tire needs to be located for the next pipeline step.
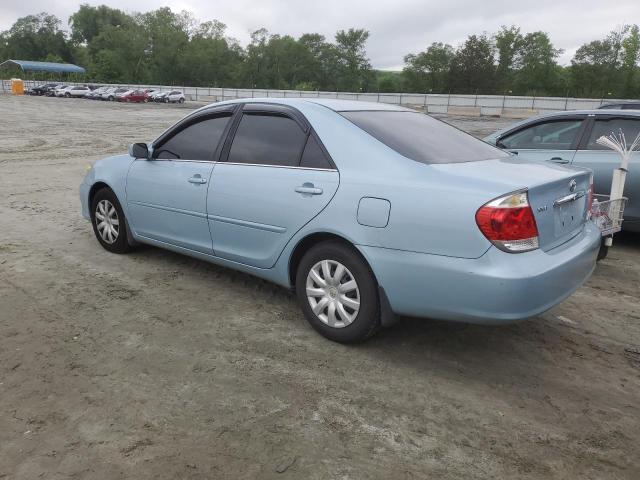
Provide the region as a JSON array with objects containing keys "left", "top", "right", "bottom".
[
  {"left": 108, "top": 96, "right": 114, "bottom": 101},
  {"left": 164, "top": 97, "right": 169, "bottom": 103},
  {"left": 295, "top": 241, "right": 380, "bottom": 343},
  {"left": 65, "top": 93, "right": 70, "bottom": 98},
  {"left": 178, "top": 98, "right": 185, "bottom": 104},
  {"left": 143, "top": 98, "right": 148, "bottom": 103},
  {"left": 90, "top": 188, "right": 132, "bottom": 254}
]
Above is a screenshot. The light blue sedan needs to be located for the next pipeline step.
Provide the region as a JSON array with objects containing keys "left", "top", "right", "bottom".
[{"left": 80, "top": 99, "right": 601, "bottom": 342}]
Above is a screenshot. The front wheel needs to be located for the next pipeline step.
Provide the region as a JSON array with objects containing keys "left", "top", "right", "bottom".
[
  {"left": 164, "top": 97, "right": 169, "bottom": 103},
  {"left": 295, "top": 241, "right": 380, "bottom": 343},
  {"left": 178, "top": 97, "right": 185, "bottom": 104},
  {"left": 65, "top": 93, "right": 70, "bottom": 98},
  {"left": 90, "top": 188, "right": 132, "bottom": 254}
]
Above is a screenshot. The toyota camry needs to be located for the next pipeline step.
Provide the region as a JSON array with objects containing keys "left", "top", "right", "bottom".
[{"left": 80, "top": 99, "right": 601, "bottom": 343}]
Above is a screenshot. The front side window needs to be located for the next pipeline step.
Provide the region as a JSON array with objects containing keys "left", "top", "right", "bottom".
[
  {"left": 153, "top": 115, "right": 231, "bottom": 160},
  {"left": 342, "top": 111, "right": 508, "bottom": 164},
  {"left": 228, "top": 114, "right": 307, "bottom": 167},
  {"left": 500, "top": 120, "right": 583, "bottom": 150},
  {"left": 585, "top": 117, "right": 640, "bottom": 150}
]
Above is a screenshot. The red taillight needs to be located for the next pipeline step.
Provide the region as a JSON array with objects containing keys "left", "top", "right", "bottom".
[{"left": 475, "top": 191, "right": 539, "bottom": 253}]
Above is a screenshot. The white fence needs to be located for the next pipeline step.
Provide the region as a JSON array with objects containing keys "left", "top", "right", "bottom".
[{"left": 2, "top": 79, "right": 631, "bottom": 118}]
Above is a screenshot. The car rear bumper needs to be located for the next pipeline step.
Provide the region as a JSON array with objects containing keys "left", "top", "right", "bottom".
[{"left": 358, "top": 222, "right": 601, "bottom": 324}]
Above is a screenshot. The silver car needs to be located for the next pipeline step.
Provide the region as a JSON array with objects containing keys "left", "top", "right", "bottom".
[{"left": 485, "top": 110, "right": 639, "bottom": 232}]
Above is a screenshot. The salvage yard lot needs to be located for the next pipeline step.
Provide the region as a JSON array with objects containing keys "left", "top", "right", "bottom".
[{"left": 1, "top": 95, "right": 639, "bottom": 479}]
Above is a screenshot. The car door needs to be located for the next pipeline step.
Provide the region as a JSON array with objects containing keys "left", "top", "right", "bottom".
[
  {"left": 572, "top": 114, "right": 640, "bottom": 223},
  {"left": 497, "top": 116, "right": 587, "bottom": 165},
  {"left": 126, "top": 107, "right": 235, "bottom": 253},
  {"left": 207, "top": 104, "right": 340, "bottom": 268}
]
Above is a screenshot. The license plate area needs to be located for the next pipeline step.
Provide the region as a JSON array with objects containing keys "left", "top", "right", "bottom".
[{"left": 554, "top": 199, "right": 583, "bottom": 236}]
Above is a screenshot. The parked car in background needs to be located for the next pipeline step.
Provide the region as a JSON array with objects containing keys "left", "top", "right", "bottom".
[
  {"left": 29, "top": 83, "right": 59, "bottom": 96},
  {"left": 485, "top": 110, "right": 640, "bottom": 232},
  {"left": 80, "top": 99, "right": 600, "bottom": 343},
  {"left": 115, "top": 89, "right": 133, "bottom": 101},
  {"left": 64, "top": 86, "right": 91, "bottom": 98},
  {"left": 102, "top": 87, "right": 129, "bottom": 101},
  {"left": 118, "top": 90, "right": 149, "bottom": 103},
  {"left": 55, "top": 86, "right": 74, "bottom": 97},
  {"left": 153, "top": 90, "right": 185, "bottom": 103},
  {"left": 599, "top": 102, "right": 640, "bottom": 110},
  {"left": 85, "top": 86, "right": 107, "bottom": 99},
  {"left": 47, "top": 85, "right": 66, "bottom": 96}
]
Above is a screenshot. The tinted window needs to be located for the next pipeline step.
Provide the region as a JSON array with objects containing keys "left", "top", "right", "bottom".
[
  {"left": 501, "top": 120, "right": 583, "bottom": 150},
  {"left": 228, "top": 114, "right": 307, "bottom": 166},
  {"left": 585, "top": 117, "right": 640, "bottom": 150},
  {"left": 300, "top": 135, "right": 332, "bottom": 169},
  {"left": 154, "top": 115, "right": 231, "bottom": 160},
  {"left": 342, "top": 111, "right": 508, "bottom": 164}
]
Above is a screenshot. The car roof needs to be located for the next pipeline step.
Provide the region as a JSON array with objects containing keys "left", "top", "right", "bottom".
[{"left": 203, "top": 97, "right": 409, "bottom": 113}]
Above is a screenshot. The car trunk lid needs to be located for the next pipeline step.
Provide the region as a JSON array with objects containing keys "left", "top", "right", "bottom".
[{"left": 432, "top": 157, "right": 592, "bottom": 252}]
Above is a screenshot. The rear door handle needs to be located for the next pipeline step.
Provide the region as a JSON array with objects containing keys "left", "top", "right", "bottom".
[
  {"left": 550, "top": 157, "right": 570, "bottom": 164},
  {"left": 188, "top": 174, "right": 207, "bottom": 184},
  {"left": 295, "top": 184, "right": 323, "bottom": 196}
]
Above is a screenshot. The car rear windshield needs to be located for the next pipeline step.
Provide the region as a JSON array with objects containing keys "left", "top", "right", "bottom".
[{"left": 341, "top": 111, "right": 508, "bottom": 164}]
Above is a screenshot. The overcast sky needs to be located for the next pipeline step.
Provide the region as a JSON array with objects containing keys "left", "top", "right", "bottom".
[{"left": 1, "top": 0, "right": 639, "bottom": 69}]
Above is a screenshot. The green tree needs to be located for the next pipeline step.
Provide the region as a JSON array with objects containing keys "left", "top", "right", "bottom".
[
  {"left": 494, "top": 26, "right": 522, "bottom": 92},
  {"left": 2, "top": 13, "right": 72, "bottom": 62},
  {"left": 512, "top": 32, "right": 562, "bottom": 95},
  {"left": 69, "top": 4, "right": 132, "bottom": 45},
  {"left": 403, "top": 42, "right": 454, "bottom": 92},
  {"left": 334, "top": 28, "right": 373, "bottom": 91},
  {"left": 621, "top": 25, "right": 640, "bottom": 97},
  {"left": 449, "top": 34, "right": 495, "bottom": 94}
]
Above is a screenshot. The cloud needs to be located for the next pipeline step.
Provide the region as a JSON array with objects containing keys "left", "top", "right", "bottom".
[{"left": 1, "top": 0, "right": 638, "bottom": 69}]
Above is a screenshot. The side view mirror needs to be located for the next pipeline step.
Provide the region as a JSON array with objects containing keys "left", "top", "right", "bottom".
[{"left": 129, "top": 142, "right": 149, "bottom": 159}]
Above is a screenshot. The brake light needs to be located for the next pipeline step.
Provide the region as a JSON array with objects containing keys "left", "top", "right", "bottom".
[{"left": 475, "top": 191, "right": 539, "bottom": 253}]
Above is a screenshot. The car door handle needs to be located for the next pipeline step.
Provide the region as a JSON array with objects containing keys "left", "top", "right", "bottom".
[
  {"left": 549, "top": 157, "right": 570, "bottom": 164},
  {"left": 188, "top": 175, "right": 207, "bottom": 184},
  {"left": 295, "top": 185, "right": 323, "bottom": 195}
]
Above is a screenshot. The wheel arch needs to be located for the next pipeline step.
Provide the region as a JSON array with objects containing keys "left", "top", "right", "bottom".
[
  {"left": 88, "top": 181, "right": 113, "bottom": 207},
  {"left": 287, "top": 231, "right": 399, "bottom": 328},
  {"left": 288, "top": 232, "right": 373, "bottom": 288}
]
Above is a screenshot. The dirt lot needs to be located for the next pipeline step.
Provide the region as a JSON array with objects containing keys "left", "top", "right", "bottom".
[{"left": 1, "top": 95, "right": 639, "bottom": 479}]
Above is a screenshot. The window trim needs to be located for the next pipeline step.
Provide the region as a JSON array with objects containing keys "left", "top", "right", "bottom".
[
  {"left": 219, "top": 104, "right": 337, "bottom": 170},
  {"left": 150, "top": 108, "right": 236, "bottom": 162},
  {"left": 497, "top": 115, "right": 589, "bottom": 151}
]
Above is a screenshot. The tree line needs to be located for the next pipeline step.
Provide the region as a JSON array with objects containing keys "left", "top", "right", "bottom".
[{"left": 0, "top": 4, "right": 638, "bottom": 98}]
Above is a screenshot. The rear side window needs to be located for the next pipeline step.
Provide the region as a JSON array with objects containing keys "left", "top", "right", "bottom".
[
  {"left": 228, "top": 114, "right": 307, "bottom": 167},
  {"left": 154, "top": 115, "right": 231, "bottom": 160},
  {"left": 342, "top": 111, "right": 508, "bottom": 164},
  {"left": 585, "top": 118, "right": 640, "bottom": 150},
  {"left": 300, "top": 135, "right": 332, "bottom": 169},
  {"left": 500, "top": 120, "right": 583, "bottom": 150}
]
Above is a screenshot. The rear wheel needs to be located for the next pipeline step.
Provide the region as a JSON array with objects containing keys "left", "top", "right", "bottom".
[
  {"left": 178, "top": 97, "right": 185, "bottom": 104},
  {"left": 90, "top": 188, "right": 132, "bottom": 254},
  {"left": 295, "top": 241, "right": 380, "bottom": 343}
]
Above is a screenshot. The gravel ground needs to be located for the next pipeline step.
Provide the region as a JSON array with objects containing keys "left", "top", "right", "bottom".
[{"left": 1, "top": 95, "right": 639, "bottom": 479}]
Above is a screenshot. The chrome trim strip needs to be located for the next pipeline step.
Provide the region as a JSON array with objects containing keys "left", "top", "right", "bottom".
[
  {"left": 207, "top": 214, "right": 286, "bottom": 233},
  {"left": 129, "top": 201, "right": 207, "bottom": 218},
  {"left": 219, "top": 162, "right": 337, "bottom": 172},
  {"left": 553, "top": 191, "right": 586, "bottom": 207},
  {"left": 135, "top": 158, "right": 336, "bottom": 171}
]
